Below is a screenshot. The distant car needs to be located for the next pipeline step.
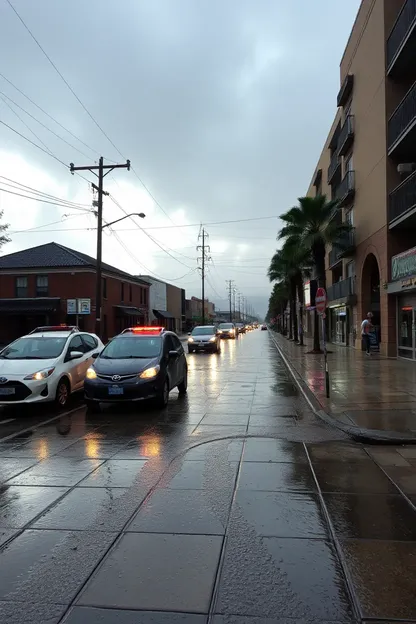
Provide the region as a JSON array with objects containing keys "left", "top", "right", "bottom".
[
  {"left": 217, "top": 323, "right": 236, "bottom": 339},
  {"left": 261, "top": 324, "right": 267, "bottom": 331},
  {"left": 0, "top": 326, "right": 103, "bottom": 408},
  {"left": 235, "top": 323, "right": 246, "bottom": 334},
  {"left": 188, "top": 325, "right": 221, "bottom": 354},
  {"left": 84, "top": 326, "right": 187, "bottom": 410}
]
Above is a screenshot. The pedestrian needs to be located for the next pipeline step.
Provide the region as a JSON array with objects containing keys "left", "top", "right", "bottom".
[{"left": 361, "top": 312, "right": 373, "bottom": 355}]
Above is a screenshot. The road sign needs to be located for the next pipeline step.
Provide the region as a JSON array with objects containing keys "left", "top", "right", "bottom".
[
  {"left": 67, "top": 299, "right": 77, "bottom": 315},
  {"left": 315, "top": 287, "right": 327, "bottom": 315},
  {"left": 77, "top": 298, "right": 91, "bottom": 315}
]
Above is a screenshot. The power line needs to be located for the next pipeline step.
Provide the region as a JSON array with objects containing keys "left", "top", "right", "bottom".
[
  {"left": 6, "top": 0, "right": 122, "bottom": 161},
  {"left": 0, "top": 185, "right": 92, "bottom": 211},
  {"left": 0, "top": 93, "right": 52, "bottom": 155},
  {"left": 0, "top": 118, "right": 69, "bottom": 167},
  {"left": 0, "top": 175, "right": 91, "bottom": 208}
]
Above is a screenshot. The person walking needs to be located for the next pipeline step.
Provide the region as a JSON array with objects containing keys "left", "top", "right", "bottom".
[{"left": 361, "top": 312, "right": 373, "bottom": 355}]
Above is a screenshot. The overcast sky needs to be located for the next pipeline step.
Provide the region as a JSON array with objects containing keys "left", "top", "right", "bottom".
[{"left": 0, "top": 0, "right": 361, "bottom": 317}]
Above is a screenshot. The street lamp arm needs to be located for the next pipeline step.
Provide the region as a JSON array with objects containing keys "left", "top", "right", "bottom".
[{"left": 102, "top": 213, "right": 145, "bottom": 229}]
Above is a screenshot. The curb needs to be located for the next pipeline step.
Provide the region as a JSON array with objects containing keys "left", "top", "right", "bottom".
[{"left": 268, "top": 331, "right": 416, "bottom": 445}]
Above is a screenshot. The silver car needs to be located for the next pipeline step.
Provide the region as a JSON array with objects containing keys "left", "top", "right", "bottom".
[{"left": 188, "top": 326, "right": 221, "bottom": 354}]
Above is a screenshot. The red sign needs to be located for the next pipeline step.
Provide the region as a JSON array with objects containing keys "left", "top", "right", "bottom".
[{"left": 315, "top": 287, "right": 327, "bottom": 315}]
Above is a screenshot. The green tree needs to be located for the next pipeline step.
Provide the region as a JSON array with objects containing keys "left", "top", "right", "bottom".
[
  {"left": 278, "top": 195, "right": 351, "bottom": 352},
  {"left": 266, "top": 281, "right": 288, "bottom": 334},
  {"left": 0, "top": 210, "right": 10, "bottom": 251}
]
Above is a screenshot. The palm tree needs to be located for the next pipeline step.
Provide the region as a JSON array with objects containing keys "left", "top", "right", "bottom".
[
  {"left": 0, "top": 210, "right": 10, "bottom": 251},
  {"left": 268, "top": 241, "right": 312, "bottom": 345},
  {"left": 278, "top": 195, "right": 352, "bottom": 352},
  {"left": 267, "top": 281, "right": 288, "bottom": 334}
]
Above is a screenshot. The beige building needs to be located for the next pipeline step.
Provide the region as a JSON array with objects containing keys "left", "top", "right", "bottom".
[{"left": 307, "top": 0, "right": 416, "bottom": 358}]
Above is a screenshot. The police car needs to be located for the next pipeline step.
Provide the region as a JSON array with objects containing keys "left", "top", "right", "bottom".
[
  {"left": 84, "top": 326, "right": 188, "bottom": 410},
  {"left": 0, "top": 326, "right": 103, "bottom": 407}
]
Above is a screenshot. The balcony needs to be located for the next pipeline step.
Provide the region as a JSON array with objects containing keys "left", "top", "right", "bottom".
[
  {"left": 388, "top": 81, "right": 416, "bottom": 158},
  {"left": 328, "top": 229, "right": 355, "bottom": 269},
  {"left": 337, "top": 115, "right": 355, "bottom": 156},
  {"left": 327, "top": 277, "right": 356, "bottom": 303},
  {"left": 389, "top": 169, "right": 416, "bottom": 227},
  {"left": 387, "top": 0, "right": 416, "bottom": 77},
  {"left": 327, "top": 151, "right": 341, "bottom": 185},
  {"left": 328, "top": 245, "right": 342, "bottom": 269},
  {"left": 337, "top": 74, "right": 354, "bottom": 108},
  {"left": 335, "top": 171, "right": 355, "bottom": 207}
]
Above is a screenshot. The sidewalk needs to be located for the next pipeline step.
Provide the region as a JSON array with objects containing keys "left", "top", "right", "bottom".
[{"left": 272, "top": 332, "right": 416, "bottom": 439}]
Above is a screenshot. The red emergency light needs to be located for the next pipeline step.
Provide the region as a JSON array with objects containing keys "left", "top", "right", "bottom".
[{"left": 123, "top": 326, "right": 164, "bottom": 334}]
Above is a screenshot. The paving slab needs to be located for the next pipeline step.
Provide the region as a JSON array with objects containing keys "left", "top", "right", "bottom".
[{"left": 65, "top": 607, "right": 207, "bottom": 623}]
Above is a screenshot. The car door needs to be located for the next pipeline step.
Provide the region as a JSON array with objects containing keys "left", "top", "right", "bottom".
[
  {"left": 80, "top": 334, "right": 99, "bottom": 382},
  {"left": 171, "top": 335, "right": 186, "bottom": 384},
  {"left": 66, "top": 335, "right": 86, "bottom": 391},
  {"left": 164, "top": 334, "right": 179, "bottom": 388}
]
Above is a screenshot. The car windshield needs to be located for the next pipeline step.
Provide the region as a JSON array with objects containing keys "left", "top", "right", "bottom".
[
  {"left": 191, "top": 327, "right": 215, "bottom": 335},
  {"left": 100, "top": 336, "right": 162, "bottom": 359},
  {"left": 219, "top": 323, "right": 233, "bottom": 329},
  {"left": 0, "top": 337, "right": 67, "bottom": 360}
]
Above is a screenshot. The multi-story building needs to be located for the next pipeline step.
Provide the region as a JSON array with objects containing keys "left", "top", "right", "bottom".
[
  {"left": 139, "top": 276, "right": 185, "bottom": 334},
  {"left": 307, "top": 0, "right": 416, "bottom": 358},
  {"left": 0, "top": 242, "right": 150, "bottom": 344}
]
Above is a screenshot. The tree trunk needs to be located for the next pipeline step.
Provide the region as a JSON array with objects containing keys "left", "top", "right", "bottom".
[
  {"left": 288, "top": 303, "right": 293, "bottom": 340},
  {"left": 291, "top": 280, "right": 298, "bottom": 342},
  {"left": 296, "top": 275, "right": 304, "bottom": 346},
  {"left": 312, "top": 245, "right": 326, "bottom": 353}
]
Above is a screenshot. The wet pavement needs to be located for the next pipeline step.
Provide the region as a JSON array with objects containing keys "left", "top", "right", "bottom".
[
  {"left": 273, "top": 332, "right": 416, "bottom": 436},
  {"left": 0, "top": 331, "right": 415, "bottom": 623}
]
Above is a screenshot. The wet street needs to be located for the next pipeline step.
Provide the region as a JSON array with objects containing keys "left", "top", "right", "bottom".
[{"left": 1, "top": 330, "right": 416, "bottom": 623}]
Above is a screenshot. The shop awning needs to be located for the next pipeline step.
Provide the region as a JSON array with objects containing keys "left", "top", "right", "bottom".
[
  {"left": 114, "top": 305, "right": 146, "bottom": 317},
  {"left": 0, "top": 298, "right": 61, "bottom": 314},
  {"left": 153, "top": 309, "right": 174, "bottom": 320}
]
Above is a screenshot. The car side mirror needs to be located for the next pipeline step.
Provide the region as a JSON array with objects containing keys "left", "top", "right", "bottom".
[
  {"left": 69, "top": 350, "right": 83, "bottom": 360},
  {"left": 168, "top": 350, "right": 179, "bottom": 359},
  {"left": 187, "top": 332, "right": 191, "bottom": 336},
  {"left": 92, "top": 352, "right": 99, "bottom": 359}
]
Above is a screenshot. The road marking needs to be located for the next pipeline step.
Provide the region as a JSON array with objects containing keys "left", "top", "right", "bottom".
[
  {"left": 0, "top": 418, "right": 16, "bottom": 425},
  {"left": 0, "top": 405, "right": 83, "bottom": 442}
]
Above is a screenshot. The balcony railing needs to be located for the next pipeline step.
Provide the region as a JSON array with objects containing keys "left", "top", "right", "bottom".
[
  {"left": 337, "top": 74, "right": 354, "bottom": 108},
  {"left": 388, "top": 81, "right": 416, "bottom": 152},
  {"left": 328, "top": 229, "right": 355, "bottom": 268},
  {"left": 335, "top": 171, "right": 355, "bottom": 206},
  {"left": 327, "top": 277, "right": 356, "bottom": 302},
  {"left": 337, "top": 115, "right": 355, "bottom": 156},
  {"left": 329, "top": 246, "right": 342, "bottom": 268},
  {"left": 327, "top": 151, "right": 341, "bottom": 184},
  {"left": 387, "top": 0, "right": 416, "bottom": 71},
  {"left": 389, "top": 168, "right": 416, "bottom": 224}
]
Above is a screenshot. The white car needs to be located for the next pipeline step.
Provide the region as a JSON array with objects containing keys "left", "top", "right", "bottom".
[{"left": 0, "top": 326, "right": 104, "bottom": 408}]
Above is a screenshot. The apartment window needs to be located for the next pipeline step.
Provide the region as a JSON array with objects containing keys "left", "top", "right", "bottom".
[
  {"left": 346, "top": 208, "right": 354, "bottom": 225},
  {"left": 121, "top": 282, "right": 125, "bottom": 302},
  {"left": 15, "top": 276, "right": 28, "bottom": 298},
  {"left": 36, "top": 275, "right": 48, "bottom": 296},
  {"left": 345, "top": 154, "right": 353, "bottom": 172},
  {"left": 344, "top": 98, "right": 352, "bottom": 120},
  {"left": 129, "top": 284, "right": 132, "bottom": 302},
  {"left": 102, "top": 277, "right": 107, "bottom": 299},
  {"left": 143, "top": 288, "right": 148, "bottom": 306}
]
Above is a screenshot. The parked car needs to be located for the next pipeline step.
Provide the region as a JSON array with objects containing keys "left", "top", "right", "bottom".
[
  {"left": 235, "top": 323, "right": 246, "bottom": 334},
  {"left": 0, "top": 326, "right": 103, "bottom": 408},
  {"left": 217, "top": 323, "right": 236, "bottom": 339},
  {"left": 84, "top": 326, "right": 187, "bottom": 410},
  {"left": 188, "top": 326, "right": 221, "bottom": 353}
]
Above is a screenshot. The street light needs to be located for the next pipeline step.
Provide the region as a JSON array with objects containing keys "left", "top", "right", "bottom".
[{"left": 96, "top": 212, "right": 145, "bottom": 338}]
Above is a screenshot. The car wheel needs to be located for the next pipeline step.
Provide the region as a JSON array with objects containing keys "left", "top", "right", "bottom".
[
  {"left": 85, "top": 399, "right": 101, "bottom": 413},
  {"left": 188, "top": 348, "right": 194, "bottom": 354},
  {"left": 55, "top": 378, "right": 70, "bottom": 409},
  {"left": 178, "top": 369, "right": 188, "bottom": 395},
  {"left": 157, "top": 378, "right": 169, "bottom": 408}
]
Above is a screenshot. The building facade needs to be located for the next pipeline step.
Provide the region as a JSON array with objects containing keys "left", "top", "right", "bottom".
[
  {"left": 140, "top": 276, "right": 185, "bottom": 333},
  {"left": 0, "top": 242, "right": 149, "bottom": 344},
  {"left": 307, "top": 0, "right": 416, "bottom": 357}
]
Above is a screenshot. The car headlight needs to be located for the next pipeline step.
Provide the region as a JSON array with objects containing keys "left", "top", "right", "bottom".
[
  {"left": 209, "top": 336, "right": 216, "bottom": 342},
  {"left": 218, "top": 329, "right": 223, "bottom": 333},
  {"left": 188, "top": 337, "right": 194, "bottom": 343},
  {"left": 24, "top": 368, "right": 55, "bottom": 381},
  {"left": 140, "top": 365, "right": 160, "bottom": 379},
  {"left": 86, "top": 367, "right": 97, "bottom": 380}
]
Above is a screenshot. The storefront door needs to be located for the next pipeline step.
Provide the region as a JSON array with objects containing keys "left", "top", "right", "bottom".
[{"left": 398, "top": 306, "right": 416, "bottom": 359}]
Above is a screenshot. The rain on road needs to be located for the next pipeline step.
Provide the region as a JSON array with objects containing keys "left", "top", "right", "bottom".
[{"left": 0, "top": 330, "right": 415, "bottom": 624}]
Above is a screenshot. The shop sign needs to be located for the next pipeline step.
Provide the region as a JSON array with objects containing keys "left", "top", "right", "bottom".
[
  {"left": 392, "top": 246, "right": 416, "bottom": 281},
  {"left": 401, "top": 277, "right": 416, "bottom": 289},
  {"left": 77, "top": 298, "right": 91, "bottom": 315},
  {"left": 66, "top": 299, "right": 77, "bottom": 315}
]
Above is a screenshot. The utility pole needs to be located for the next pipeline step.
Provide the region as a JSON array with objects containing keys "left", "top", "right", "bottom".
[
  {"left": 70, "top": 157, "right": 130, "bottom": 338},
  {"left": 238, "top": 293, "right": 242, "bottom": 322},
  {"left": 226, "top": 280, "right": 234, "bottom": 323},
  {"left": 232, "top": 287, "right": 236, "bottom": 323},
  {"left": 197, "top": 228, "right": 211, "bottom": 325}
]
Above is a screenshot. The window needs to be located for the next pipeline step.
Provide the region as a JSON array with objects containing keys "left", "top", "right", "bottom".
[
  {"left": 347, "top": 261, "right": 355, "bottom": 278},
  {"left": 164, "top": 335, "right": 175, "bottom": 353},
  {"left": 15, "top": 276, "right": 28, "bottom": 298},
  {"left": 121, "top": 282, "right": 125, "bottom": 301},
  {"left": 344, "top": 98, "right": 352, "bottom": 119},
  {"left": 102, "top": 278, "right": 107, "bottom": 299},
  {"left": 345, "top": 154, "right": 353, "bottom": 172},
  {"left": 129, "top": 284, "right": 132, "bottom": 302},
  {"left": 346, "top": 208, "right": 354, "bottom": 225},
  {"left": 68, "top": 335, "right": 85, "bottom": 354},
  {"left": 172, "top": 335, "right": 183, "bottom": 353},
  {"left": 82, "top": 334, "right": 98, "bottom": 352},
  {"left": 36, "top": 275, "right": 48, "bottom": 296}
]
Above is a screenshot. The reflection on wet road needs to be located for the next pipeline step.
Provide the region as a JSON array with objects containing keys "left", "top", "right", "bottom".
[{"left": 0, "top": 331, "right": 415, "bottom": 623}]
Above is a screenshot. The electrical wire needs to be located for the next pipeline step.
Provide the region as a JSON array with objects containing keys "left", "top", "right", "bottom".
[
  {"left": 0, "top": 185, "right": 92, "bottom": 211},
  {"left": 0, "top": 175, "right": 91, "bottom": 208},
  {"left": 0, "top": 94, "right": 52, "bottom": 155}
]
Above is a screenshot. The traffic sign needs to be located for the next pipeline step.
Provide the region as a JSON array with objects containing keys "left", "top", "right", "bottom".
[{"left": 315, "top": 287, "right": 327, "bottom": 315}]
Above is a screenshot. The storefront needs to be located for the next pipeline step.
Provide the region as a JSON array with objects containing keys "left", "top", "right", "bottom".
[
  {"left": 329, "top": 305, "right": 347, "bottom": 345},
  {"left": 388, "top": 246, "right": 416, "bottom": 360}
]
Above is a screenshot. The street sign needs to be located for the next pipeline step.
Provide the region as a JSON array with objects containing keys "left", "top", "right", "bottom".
[
  {"left": 315, "top": 287, "right": 327, "bottom": 315},
  {"left": 77, "top": 298, "right": 91, "bottom": 315},
  {"left": 67, "top": 299, "right": 77, "bottom": 315}
]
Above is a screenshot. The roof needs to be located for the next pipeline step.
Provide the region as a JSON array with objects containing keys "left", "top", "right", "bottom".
[{"left": 0, "top": 242, "right": 150, "bottom": 285}]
